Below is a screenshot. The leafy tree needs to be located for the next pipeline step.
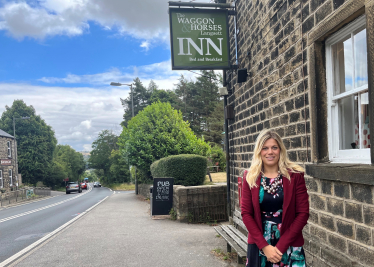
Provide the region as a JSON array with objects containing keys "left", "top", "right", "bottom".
[
  {"left": 118, "top": 102, "right": 210, "bottom": 177},
  {"left": 109, "top": 150, "right": 130, "bottom": 183},
  {"left": 53, "top": 145, "right": 85, "bottom": 183},
  {"left": 0, "top": 100, "right": 57, "bottom": 185},
  {"left": 120, "top": 78, "right": 151, "bottom": 127},
  {"left": 205, "top": 101, "right": 225, "bottom": 146},
  {"left": 88, "top": 130, "right": 118, "bottom": 183}
]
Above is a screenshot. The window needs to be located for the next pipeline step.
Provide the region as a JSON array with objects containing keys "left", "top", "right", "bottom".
[
  {"left": 0, "top": 170, "right": 2, "bottom": 188},
  {"left": 9, "top": 169, "right": 12, "bottom": 186},
  {"left": 7, "top": 141, "right": 11, "bottom": 158},
  {"left": 326, "top": 16, "right": 370, "bottom": 163}
]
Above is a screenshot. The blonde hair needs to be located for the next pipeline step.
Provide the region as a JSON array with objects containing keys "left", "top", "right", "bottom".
[{"left": 245, "top": 129, "right": 304, "bottom": 188}]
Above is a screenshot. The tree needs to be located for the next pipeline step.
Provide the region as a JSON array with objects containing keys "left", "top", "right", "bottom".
[
  {"left": 109, "top": 150, "right": 130, "bottom": 183},
  {"left": 53, "top": 145, "right": 85, "bottom": 183},
  {"left": 205, "top": 100, "right": 225, "bottom": 146},
  {"left": 120, "top": 78, "right": 151, "bottom": 127},
  {"left": 118, "top": 102, "right": 210, "bottom": 177},
  {"left": 0, "top": 100, "right": 57, "bottom": 185},
  {"left": 88, "top": 130, "right": 118, "bottom": 183}
]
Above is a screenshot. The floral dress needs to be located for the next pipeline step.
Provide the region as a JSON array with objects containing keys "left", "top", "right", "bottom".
[{"left": 245, "top": 175, "right": 307, "bottom": 267}]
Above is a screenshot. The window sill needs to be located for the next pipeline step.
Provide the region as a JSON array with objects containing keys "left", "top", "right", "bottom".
[{"left": 305, "top": 163, "right": 374, "bottom": 186}]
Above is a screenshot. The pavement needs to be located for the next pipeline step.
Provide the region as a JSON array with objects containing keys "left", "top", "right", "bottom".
[{"left": 11, "top": 190, "right": 238, "bottom": 267}]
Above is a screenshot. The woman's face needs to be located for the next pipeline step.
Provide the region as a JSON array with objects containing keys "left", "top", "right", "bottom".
[{"left": 260, "top": 138, "right": 280, "bottom": 169}]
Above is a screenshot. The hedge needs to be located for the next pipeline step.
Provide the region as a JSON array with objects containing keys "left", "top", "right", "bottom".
[{"left": 150, "top": 154, "right": 207, "bottom": 186}]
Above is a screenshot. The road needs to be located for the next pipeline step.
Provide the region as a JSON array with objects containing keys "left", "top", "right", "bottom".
[{"left": 0, "top": 184, "right": 112, "bottom": 264}]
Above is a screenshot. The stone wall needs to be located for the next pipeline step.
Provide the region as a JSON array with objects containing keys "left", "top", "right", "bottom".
[
  {"left": 138, "top": 183, "right": 153, "bottom": 199},
  {"left": 173, "top": 184, "right": 227, "bottom": 223},
  {"left": 225, "top": 0, "right": 374, "bottom": 266},
  {"left": 0, "top": 135, "right": 17, "bottom": 191}
]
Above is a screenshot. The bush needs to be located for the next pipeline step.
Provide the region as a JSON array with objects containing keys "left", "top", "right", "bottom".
[
  {"left": 151, "top": 154, "right": 207, "bottom": 186},
  {"left": 208, "top": 145, "right": 226, "bottom": 171}
]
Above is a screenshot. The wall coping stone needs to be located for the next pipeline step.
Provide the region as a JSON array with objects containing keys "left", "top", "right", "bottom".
[{"left": 306, "top": 164, "right": 374, "bottom": 186}]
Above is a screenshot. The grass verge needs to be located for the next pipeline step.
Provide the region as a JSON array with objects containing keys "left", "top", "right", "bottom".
[
  {"left": 105, "top": 183, "right": 136, "bottom": 191},
  {"left": 204, "top": 172, "right": 227, "bottom": 185}
]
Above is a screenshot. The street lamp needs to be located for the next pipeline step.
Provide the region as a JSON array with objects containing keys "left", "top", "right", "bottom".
[
  {"left": 110, "top": 82, "right": 137, "bottom": 194},
  {"left": 13, "top": 116, "right": 30, "bottom": 189}
]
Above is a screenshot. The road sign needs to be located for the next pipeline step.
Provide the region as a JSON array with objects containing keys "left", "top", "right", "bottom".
[{"left": 63, "top": 178, "right": 69, "bottom": 182}]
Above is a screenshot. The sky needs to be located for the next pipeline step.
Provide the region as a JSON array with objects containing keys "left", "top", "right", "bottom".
[{"left": 0, "top": 0, "right": 210, "bottom": 151}]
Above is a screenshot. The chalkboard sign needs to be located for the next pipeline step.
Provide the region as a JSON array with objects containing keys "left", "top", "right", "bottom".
[{"left": 151, "top": 178, "right": 174, "bottom": 216}]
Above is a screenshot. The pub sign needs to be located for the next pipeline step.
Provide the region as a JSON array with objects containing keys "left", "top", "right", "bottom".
[{"left": 169, "top": 8, "right": 230, "bottom": 70}]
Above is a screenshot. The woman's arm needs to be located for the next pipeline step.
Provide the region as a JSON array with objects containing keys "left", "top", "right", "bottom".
[
  {"left": 275, "top": 173, "right": 309, "bottom": 253},
  {"left": 241, "top": 174, "right": 269, "bottom": 250}
]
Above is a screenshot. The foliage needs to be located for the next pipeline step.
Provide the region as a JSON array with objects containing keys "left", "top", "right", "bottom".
[
  {"left": 208, "top": 145, "right": 226, "bottom": 172},
  {"left": 0, "top": 100, "right": 57, "bottom": 185},
  {"left": 109, "top": 150, "right": 130, "bottom": 183},
  {"left": 169, "top": 208, "right": 177, "bottom": 220},
  {"left": 83, "top": 170, "right": 98, "bottom": 182},
  {"left": 118, "top": 102, "right": 210, "bottom": 177},
  {"left": 205, "top": 101, "right": 224, "bottom": 146},
  {"left": 52, "top": 144, "right": 85, "bottom": 187},
  {"left": 88, "top": 130, "right": 118, "bottom": 182},
  {"left": 150, "top": 154, "right": 207, "bottom": 186}
]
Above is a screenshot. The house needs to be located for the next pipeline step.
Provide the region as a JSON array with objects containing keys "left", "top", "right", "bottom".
[
  {"left": 0, "top": 129, "right": 17, "bottom": 191},
  {"left": 224, "top": 0, "right": 373, "bottom": 266}
]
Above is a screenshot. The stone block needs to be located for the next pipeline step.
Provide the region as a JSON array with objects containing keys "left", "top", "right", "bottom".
[
  {"left": 363, "top": 205, "right": 374, "bottom": 227},
  {"left": 321, "top": 180, "right": 333, "bottom": 195},
  {"left": 334, "top": 181, "right": 350, "bottom": 199},
  {"left": 351, "top": 184, "right": 373, "bottom": 204},
  {"left": 320, "top": 213, "right": 336, "bottom": 231},
  {"left": 348, "top": 241, "right": 374, "bottom": 266},
  {"left": 321, "top": 246, "right": 352, "bottom": 267},
  {"left": 311, "top": 0, "right": 327, "bottom": 12},
  {"left": 355, "top": 225, "right": 372, "bottom": 246},
  {"left": 315, "top": 1, "right": 333, "bottom": 25},
  {"left": 345, "top": 202, "right": 363, "bottom": 223},
  {"left": 327, "top": 197, "right": 344, "bottom": 216},
  {"left": 312, "top": 224, "right": 328, "bottom": 241},
  {"left": 328, "top": 233, "right": 347, "bottom": 252},
  {"left": 336, "top": 219, "right": 354, "bottom": 239},
  {"left": 305, "top": 176, "right": 319, "bottom": 192},
  {"left": 311, "top": 194, "right": 326, "bottom": 210}
]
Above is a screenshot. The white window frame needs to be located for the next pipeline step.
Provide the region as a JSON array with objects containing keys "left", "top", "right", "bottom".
[
  {"left": 326, "top": 15, "right": 370, "bottom": 164},
  {"left": 7, "top": 141, "right": 11, "bottom": 158},
  {"left": 9, "top": 169, "right": 12, "bottom": 186},
  {"left": 0, "top": 170, "right": 3, "bottom": 188}
]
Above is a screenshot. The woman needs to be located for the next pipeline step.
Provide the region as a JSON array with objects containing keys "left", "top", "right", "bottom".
[{"left": 241, "top": 129, "right": 309, "bottom": 267}]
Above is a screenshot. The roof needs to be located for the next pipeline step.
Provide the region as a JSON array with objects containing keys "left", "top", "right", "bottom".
[{"left": 0, "top": 129, "right": 14, "bottom": 139}]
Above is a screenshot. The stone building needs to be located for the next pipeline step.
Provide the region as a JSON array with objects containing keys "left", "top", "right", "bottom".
[
  {"left": 224, "top": 0, "right": 374, "bottom": 266},
  {"left": 0, "top": 129, "right": 17, "bottom": 191}
]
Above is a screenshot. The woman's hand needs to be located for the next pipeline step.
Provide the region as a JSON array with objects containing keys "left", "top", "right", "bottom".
[{"left": 262, "top": 245, "right": 283, "bottom": 263}]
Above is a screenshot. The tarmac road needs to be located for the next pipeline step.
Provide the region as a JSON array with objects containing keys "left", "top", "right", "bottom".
[
  {"left": 0, "top": 185, "right": 112, "bottom": 264},
  {"left": 9, "top": 191, "right": 235, "bottom": 267}
]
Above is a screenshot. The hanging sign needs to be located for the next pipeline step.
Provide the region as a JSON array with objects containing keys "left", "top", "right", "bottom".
[
  {"left": 169, "top": 8, "right": 230, "bottom": 70},
  {"left": 1, "top": 159, "right": 11, "bottom": 165}
]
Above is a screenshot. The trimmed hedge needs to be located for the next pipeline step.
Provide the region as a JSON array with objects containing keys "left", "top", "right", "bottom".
[{"left": 150, "top": 154, "right": 207, "bottom": 186}]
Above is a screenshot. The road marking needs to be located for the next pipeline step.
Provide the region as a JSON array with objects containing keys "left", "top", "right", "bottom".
[
  {"left": 0, "top": 186, "right": 93, "bottom": 224},
  {"left": 0, "top": 196, "right": 108, "bottom": 267}
]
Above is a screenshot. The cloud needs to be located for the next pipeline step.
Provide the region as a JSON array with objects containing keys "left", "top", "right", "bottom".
[
  {"left": 0, "top": 0, "right": 209, "bottom": 44},
  {"left": 38, "top": 60, "right": 198, "bottom": 89},
  {"left": 0, "top": 83, "right": 124, "bottom": 151}
]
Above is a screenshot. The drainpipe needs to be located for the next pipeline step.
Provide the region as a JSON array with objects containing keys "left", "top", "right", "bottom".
[{"left": 223, "top": 70, "right": 231, "bottom": 219}]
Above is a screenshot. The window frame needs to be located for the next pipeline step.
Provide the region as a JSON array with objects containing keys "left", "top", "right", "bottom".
[
  {"left": 7, "top": 141, "right": 11, "bottom": 158},
  {"left": 325, "top": 15, "right": 370, "bottom": 164},
  {"left": 0, "top": 170, "right": 2, "bottom": 188},
  {"left": 9, "top": 169, "right": 12, "bottom": 187}
]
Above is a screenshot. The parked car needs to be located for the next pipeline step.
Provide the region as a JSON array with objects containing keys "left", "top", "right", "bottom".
[
  {"left": 93, "top": 182, "right": 101, "bottom": 188},
  {"left": 81, "top": 182, "right": 87, "bottom": 190},
  {"left": 66, "top": 182, "right": 82, "bottom": 194}
]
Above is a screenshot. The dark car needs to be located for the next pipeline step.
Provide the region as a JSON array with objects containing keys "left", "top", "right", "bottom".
[
  {"left": 81, "top": 182, "right": 87, "bottom": 190},
  {"left": 93, "top": 182, "right": 101, "bottom": 188},
  {"left": 66, "top": 182, "right": 82, "bottom": 194}
]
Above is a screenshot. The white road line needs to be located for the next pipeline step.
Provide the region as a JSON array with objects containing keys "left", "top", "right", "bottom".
[
  {"left": 0, "top": 187, "right": 93, "bottom": 224},
  {"left": 0, "top": 196, "right": 108, "bottom": 267}
]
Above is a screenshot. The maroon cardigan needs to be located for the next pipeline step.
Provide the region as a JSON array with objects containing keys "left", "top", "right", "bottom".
[{"left": 241, "top": 171, "right": 309, "bottom": 254}]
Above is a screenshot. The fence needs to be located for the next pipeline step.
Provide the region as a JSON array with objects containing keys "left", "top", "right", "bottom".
[{"left": 0, "top": 187, "right": 51, "bottom": 207}]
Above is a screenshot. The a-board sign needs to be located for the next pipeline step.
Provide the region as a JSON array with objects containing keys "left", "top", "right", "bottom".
[
  {"left": 151, "top": 178, "right": 174, "bottom": 216},
  {"left": 169, "top": 8, "right": 230, "bottom": 70}
]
